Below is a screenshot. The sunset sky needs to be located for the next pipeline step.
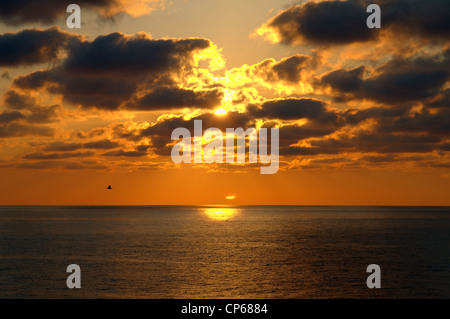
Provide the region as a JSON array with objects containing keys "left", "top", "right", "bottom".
[{"left": 0, "top": 0, "right": 449, "bottom": 205}]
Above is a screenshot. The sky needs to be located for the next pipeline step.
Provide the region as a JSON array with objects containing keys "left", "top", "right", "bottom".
[{"left": 0, "top": 0, "right": 449, "bottom": 205}]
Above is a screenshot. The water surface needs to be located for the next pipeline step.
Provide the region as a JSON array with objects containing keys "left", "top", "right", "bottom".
[{"left": 0, "top": 206, "right": 449, "bottom": 298}]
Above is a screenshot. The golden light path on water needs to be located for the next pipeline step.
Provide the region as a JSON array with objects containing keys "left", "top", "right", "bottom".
[{"left": 200, "top": 207, "right": 240, "bottom": 221}]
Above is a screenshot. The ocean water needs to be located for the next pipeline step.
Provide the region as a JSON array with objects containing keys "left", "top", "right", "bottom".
[{"left": 0, "top": 206, "right": 449, "bottom": 299}]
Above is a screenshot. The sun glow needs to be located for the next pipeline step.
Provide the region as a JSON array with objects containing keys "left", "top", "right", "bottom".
[
  {"left": 215, "top": 108, "right": 228, "bottom": 115},
  {"left": 201, "top": 208, "right": 240, "bottom": 221}
]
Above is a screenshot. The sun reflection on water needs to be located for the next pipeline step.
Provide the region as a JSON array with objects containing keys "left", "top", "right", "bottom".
[{"left": 200, "top": 208, "right": 240, "bottom": 221}]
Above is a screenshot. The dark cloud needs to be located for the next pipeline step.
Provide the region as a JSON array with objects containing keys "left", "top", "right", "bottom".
[
  {"left": 263, "top": 0, "right": 373, "bottom": 45},
  {"left": 376, "top": 108, "right": 450, "bottom": 136},
  {"left": 0, "top": 111, "right": 25, "bottom": 123},
  {"left": 0, "top": 28, "right": 76, "bottom": 67},
  {"left": 321, "top": 66, "right": 364, "bottom": 94},
  {"left": 0, "top": 0, "right": 143, "bottom": 25},
  {"left": 438, "top": 143, "right": 450, "bottom": 152},
  {"left": 2, "top": 90, "right": 60, "bottom": 123},
  {"left": 62, "top": 33, "right": 209, "bottom": 75},
  {"left": 426, "top": 89, "right": 450, "bottom": 109},
  {"left": 13, "top": 70, "right": 50, "bottom": 90},
  {"left": 13, "top": 32, "right": 213, "bottom": 110},
  {"left": 1, "top": 70, "right": 10, "bottom": 79},
  {"left": 25, "top": 105, "right": 60, "bottom": 123},
  {"left": 344, "top": 105, "right": 411, "bottom": 125},
  {"left": 111, "top": 123, "right": 142, "bottom": 141},
  {"left": 140, "top": 112, "right": 254, "bottom": 140},
  {"left": 255, "top": 97, "right": 450, "bottom": 157},
  {"left": 280, "top": 145, "right": 341, "bottom": 156},
  {"left": 271, "top": 55, "right": 312, "bottom": 83},
  {"left": 3, "top": 90, "right": 37, "bottom": 110},
  {"left": 102, "top": 150, "right": 147, "bottom": 157},
  {"left": 320, "top": 51, "right": 450, "bottom": 104},
  {"left": 279, "top": 102, "right": 450, "bottom": 157},
  {"left": 281, "top": 132, "right": 443, "bottom": 156},
  {"left": 44, "top": 141, "right": 83, "bottom": 152},
  {"left": 132, "top": 87, "right": 223, "bottom": 110},
  {"left": 380, "top": 0, "right": 450, "bottom": 39},
  {"left": 290, "top": 153, "right": 449, "bottom": 169},
  {"left": 260, "top": 0, "right": 450, "bottom": 45},
  {"left": 9, "top": 160, "right": 107, "bottom": 170},
  {"left": 84, "top": 139, "right": 120, "bottom": 149},
  {"left": 248, "top": 98, "right": 327, "bottom": 120},
  {"left": 136, "top": 145, "right": 151, "bottom": 152},
  {"left": 278, "top": 123, "right": 341, "bottom": 146},
  {"left": 77, "top": 128, "right": 106, "bottom": 139},
  {"left": 0, "top": 123, "right": 53, "bottom": 138},
  {"left": 245, "top": 54, "right": 313, "bottom": 84},
  {"left": 24, "top": 151, "right": 94, "bottom": 160},
  {"left": 363, "top": 70, "right": 448, "bottom": 104},
  {"left": 359, "top": 154, "right": 398, "bottom": 163},
  {"left": 43, "top": 139, "right": 119, "bottom": 151}
]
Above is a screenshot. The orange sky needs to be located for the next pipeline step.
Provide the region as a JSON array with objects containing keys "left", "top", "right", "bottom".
[{"left": 0, "top": 0, "right": 449, "bottom": 205}]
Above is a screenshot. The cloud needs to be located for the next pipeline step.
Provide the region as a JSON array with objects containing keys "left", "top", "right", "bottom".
[
  {"left": 62, "top": 32, "right": 209, "bottom": 75},
  {"left": 376, "top": 108, "right": 450, "bottom": 136},
  {"left": 428, "top": 89, "right": 450, "bottom": 109},
  {"left": 131, "top": 86, "right": 223, "bottom": 110},
  {"left": 0, "top": 111, "right": 25, "bottom": 123},
  {"left": 102, "top": 149, "right": 147, "bottom": 157},
  {"left": 43, "top": 139, "right": 120, "bottom": 151},
  {"left": 3, "top": 90, "right": 37, "bottom": 110},
  {"left": 280, "top": 104, "right": 450, "bottom": 157},
  {"left": 84, "top": 139, "right": 120, "bottom": 149},
  {"left": 321, "top": 66, "right": 365, "bottom": 94},
  {"left": 24, "top": 151, "right": 94, "bottom": 160},
  {"left": 2, "top": 90, "right": 61, "bottom": 124},
  {"left": 240, "top": 54, "right": 313, "bottom": 84},
  {"left": 380, "top": 0, "right": 450, "bottom": 39},
  {"left": 281, "top": 132, "right": 444, "bottom": 156},
  {"left": 278, "top": 122, "right": 342, "bottom": 145},
  {"left": 13, "top": 32, "right": 217, "bottom": 110},
  {"left": 43, "top": 141, "right": 83, "bottom": 152},
  {"left": 320, "top": 50, "right": 450, "bottom": 104},
  {"left": 255, "top": 0, "right": 373, "bottom": 45},
  {"left": 255, "top": 0, "right": 450, "bottom": 45},
  {"left": 247, "top": 98, "right": 327, "bottom": 120},
  {"left": 132, "top": 111, "right": 257, "bottom": 156},
  {"left": 224, "top": 54, "right": 315, "bottom": 94},
  {"left": 115, "top": 92, "right": 449, "bottom": 159},
  {"left": 271, "top": 54, "right": 314, "bottom": 83},
  {"left": 112, "top": 104, "right": 343, "bottom": 158},
  {"left": 363, "top": 71, "right": 448, "bottom": 104},
  {"left": 25, "top": 105, "right": 60, "bottom": 123},
  {"left": 0, "top": 123, "right": 53, "bottom": 138},
  {"left": 2, "top": 9, "right": 448, "bottom": 173},
  {"left": 140, "top": 112, "right": 254, "bottom": 139},
  {"left": 0, "top": 28, "right": 77, "bottom": 67},
  {"left": 0, "top": 0, "right": 165, "bottom": 25},
  {"left": 344, "top": 105, "right": 411, "bottom": 125},
  {"left": 1, "top": 70, "right": 10, "bottom": 79}
]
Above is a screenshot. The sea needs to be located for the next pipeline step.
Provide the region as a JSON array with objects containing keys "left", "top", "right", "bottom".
[{"left": 0, "top": 206, "right": 449, "bottom": 299}]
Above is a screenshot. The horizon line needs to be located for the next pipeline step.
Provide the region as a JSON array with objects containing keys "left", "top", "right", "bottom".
[{"left": 0, "top": 204, "right": 449, "bottom": 208}]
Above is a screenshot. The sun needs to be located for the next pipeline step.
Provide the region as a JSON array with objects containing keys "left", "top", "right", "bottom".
[
  {"left": 225, "top": 195, "right": 236, "bottom": 200},
  {"left": 214, "top": 108, "right": 228, "bottom": 116}
]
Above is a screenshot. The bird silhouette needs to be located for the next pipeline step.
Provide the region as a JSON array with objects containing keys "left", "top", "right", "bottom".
[{"left": 107, "top": 185, "right": 112, "bottom": 189}]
